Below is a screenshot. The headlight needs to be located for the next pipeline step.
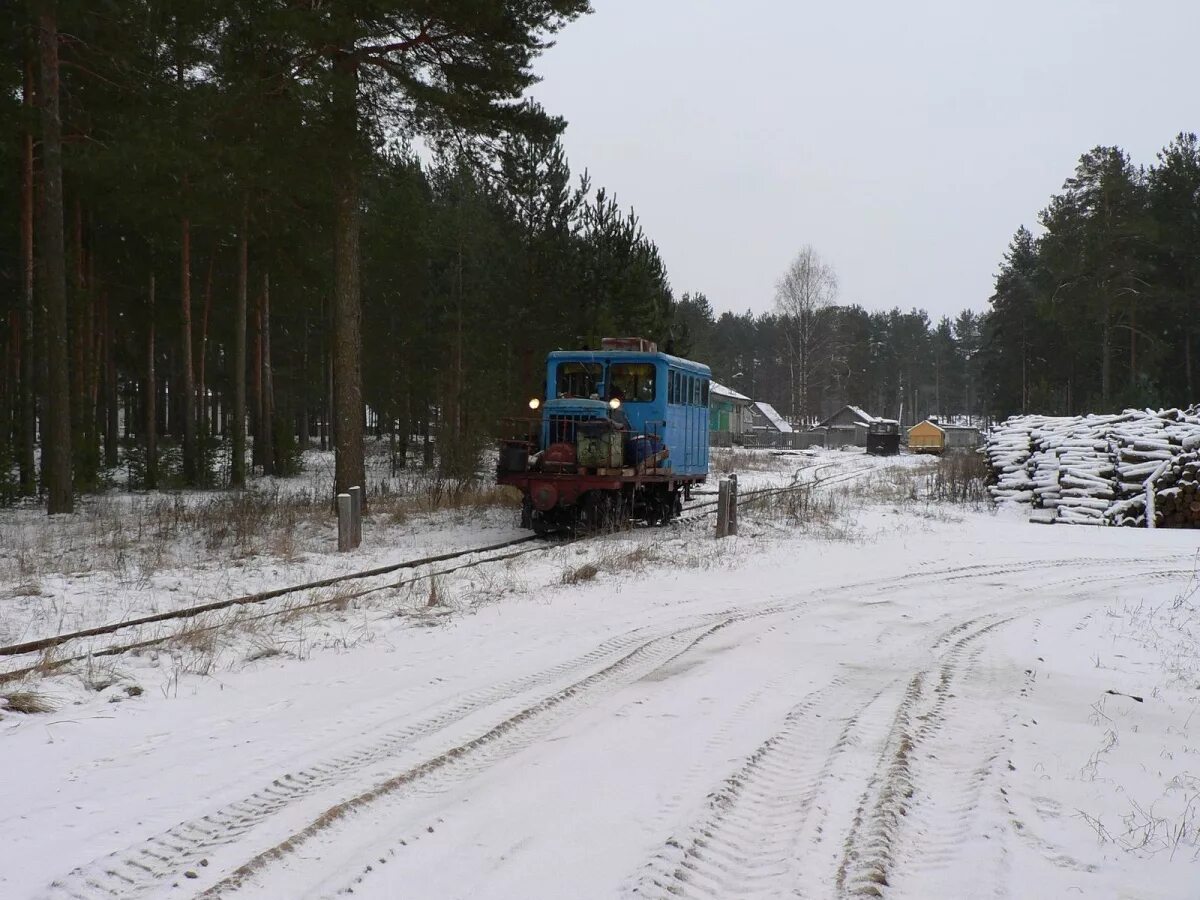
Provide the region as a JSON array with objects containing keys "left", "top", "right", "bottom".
[
  {"left": 529, "top": 398, "right": 541, "bottom": 410},
  {"left": 608, "top": 397, "right": 621, "bottom": 410}
]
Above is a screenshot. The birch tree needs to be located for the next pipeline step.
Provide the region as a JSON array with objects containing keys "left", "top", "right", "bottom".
[{"left": 774, "top": 245, "right": 838, "bottom": 424}]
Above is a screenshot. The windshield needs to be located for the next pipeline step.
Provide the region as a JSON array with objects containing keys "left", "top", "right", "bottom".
[
  {"left": 555, "top": 362, "right": 603, "bottom": 399},
  {"left": 609, "top": 363, "right": 657, "bottom": 403}
]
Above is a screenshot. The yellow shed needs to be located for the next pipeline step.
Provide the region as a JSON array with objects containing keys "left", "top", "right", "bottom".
[{"left": 907, "top": 419, "right": 946, "bottom": 454}]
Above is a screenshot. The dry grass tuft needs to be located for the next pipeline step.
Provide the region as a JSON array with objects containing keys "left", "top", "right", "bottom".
[
  {"left": 925, "top": 451, "right": 990, "bottom": 504},
  {"left": 562, "top": 562, "right": 600, "bottom": 585},
  {"left": 710, "top": 448, "right": 790, "bottom": 475},
  {"left": 2, "top": 689, "right": 55, "bottom": 714},
  {"left": 245, "top": 638, "right": 284, "bottom": 662},
  {"left": 371, "top": 482, "right": 522, "bottom": 522},
  {"left": 426, "top": 576, "right": 444, "bottom": 608}
]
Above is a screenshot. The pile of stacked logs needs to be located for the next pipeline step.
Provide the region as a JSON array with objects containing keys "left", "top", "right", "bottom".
[
  {"left": 1156, "top": 454, "right": 1200, "bottom": 526},
  {"left": 985, "top": 416, "right": 1043, "bottom": 504},
  {"left": 986, "top": 408, "right": 1200, "bottom": 527}
]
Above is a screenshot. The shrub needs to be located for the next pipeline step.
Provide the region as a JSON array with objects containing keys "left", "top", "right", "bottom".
[{"left": 926, "top": 450, "right": 989, "bottom": 504}]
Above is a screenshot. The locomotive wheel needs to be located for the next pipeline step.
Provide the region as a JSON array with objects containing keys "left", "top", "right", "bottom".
[
  {"left": 641, "top": 488, "right": 669, "bottom": 526},
  {"left": 531, "top": 509, "right": 562, "bottom": 537},
  {"left": 577, "top": 491, "right": 619, "bottom": 534}
]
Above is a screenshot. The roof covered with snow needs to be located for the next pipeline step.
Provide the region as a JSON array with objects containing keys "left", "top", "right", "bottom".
[
  {"left": 818, "top": 405, "right": 878, "bottom": 428},
  {"left": 709, "top": 380, "right": 751, "bottom": 402},
  {"left": 753, "top": 401, "right": 793, "bottom": 433}
]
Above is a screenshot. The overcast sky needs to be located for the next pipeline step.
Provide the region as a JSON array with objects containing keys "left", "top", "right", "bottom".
[{"left": 529, "top": 0, "right": 1199, "bottom": 321}]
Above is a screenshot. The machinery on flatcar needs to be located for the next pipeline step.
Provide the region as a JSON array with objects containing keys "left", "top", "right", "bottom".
[
  {"left": 497, "top": 337, "right": 711, "bottom": 534},
  {"left": 866, "top": 419, "right": 901, "bottom": 456}
]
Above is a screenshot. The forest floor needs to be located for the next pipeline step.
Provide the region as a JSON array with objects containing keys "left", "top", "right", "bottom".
[{"left": 2, "top": 448, "right": 1199, "bottom": 899}]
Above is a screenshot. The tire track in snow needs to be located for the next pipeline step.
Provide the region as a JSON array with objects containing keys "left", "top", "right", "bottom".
[
  {"left": 626, "top": 611, "right": 1016, "bottom": 900},
  {"left": 202, "top": 617, "right": 744, "bottom": 899},
  {"left": 875, "top": 644, "right": 1011, "bottom": 899},
  {"left": 43, "top": 553, "right": 1191, "bottom": 899},
  {"left": 636, "top": 669, "right": 799, "bottom": 846},
  {"left": 834, "top": 615, "right": 1015, "bottom": 898},
  {"left": 834, "top": 566, "right": 1186, "bottom": 899},
  {"left": 629, "top": 676, "right": 887, "bottom": 899},
  {"left": 41, "top": 616, "right": 732, "bottom": 900}
]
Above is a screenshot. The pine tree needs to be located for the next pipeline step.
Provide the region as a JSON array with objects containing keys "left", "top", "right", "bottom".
[
  {"left": 1148, "top": 133, "right": 1200, "bottom": 399},
  {"left": 35, "top": 0, "right": 73, "bottom": 513}
]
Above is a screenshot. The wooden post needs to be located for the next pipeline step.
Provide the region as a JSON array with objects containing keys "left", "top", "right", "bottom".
[
  {"left": 337, "top": 492, "right": 352, "bottom": 551},
  {"left": 728, "top": 473, "right": 739, "bottom": 536},
  {"left": 716, "top": 477, "right": 730, "bottom": 539},
  {"left": 348, "top": 485, "right": 363, "bottom": 548}
]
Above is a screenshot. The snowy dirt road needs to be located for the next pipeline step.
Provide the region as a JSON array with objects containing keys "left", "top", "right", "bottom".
[{"left": 3, "top": 480, "right": 1199, "bottom": 899}]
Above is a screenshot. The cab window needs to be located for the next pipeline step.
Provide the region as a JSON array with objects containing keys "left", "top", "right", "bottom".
[
  {"left": 555, "top": 362, "right": 602, "bottom": 399},
  {"left": 701, "top": 380, "right": 709, "bottom": 407},
  {"left": 609, "top": 363, "right": 656, "bottom": 403}
]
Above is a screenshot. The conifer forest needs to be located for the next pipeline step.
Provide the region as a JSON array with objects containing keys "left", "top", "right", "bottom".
[{"left": 1, "top": 3, "right": 1198, "bottom": 511}]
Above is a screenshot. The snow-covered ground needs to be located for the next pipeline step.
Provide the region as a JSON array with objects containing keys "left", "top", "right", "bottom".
[
  {"left": 0, "top": 449, "right": 527, "bottom": 646},
  {"left": 2, "top": 449, "right": 1199, "bottom": 899}
]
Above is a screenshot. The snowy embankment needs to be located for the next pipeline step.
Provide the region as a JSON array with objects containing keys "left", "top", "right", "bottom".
[
  {"left": 2, "top": 452, "right": 1198, "bottom": 898},
  {"left": 0, "top": 449, "right": 526, "bottom": 647},
  {"left": 987, "top": 407, "right": 1200, "bottom": 526},
  {"left": 0, "top": 446, "right": 889, "bottom": 649}
]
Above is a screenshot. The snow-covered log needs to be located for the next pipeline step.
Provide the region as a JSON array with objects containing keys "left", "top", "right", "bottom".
[{"left": 985, "top": 407, "right": 1200, "bottom": 527}]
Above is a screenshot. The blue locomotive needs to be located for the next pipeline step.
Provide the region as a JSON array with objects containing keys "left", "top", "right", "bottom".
[{"left": 497, "top": 338, "right": 711, "bottom": 534}]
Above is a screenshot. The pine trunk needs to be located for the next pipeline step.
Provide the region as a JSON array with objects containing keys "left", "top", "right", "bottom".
[
  {"left": 70, "top": 199, "right": 89, "bottom": 481},
  {"left": 231, "top": 213, "right": 248, "bottom": 487},
  {"left": 37, "top": 3, "right": 73, "bottom": 514},
  {"left": 19, "top": 50, "right": 37, "bottom": 495},
  {"left": 322, "top": 339, "right": 332, "bottom": 452},
  {"left": 252, "top": 296, "right": 262, "bottom": 470},
  {"left": 260, "top": 271, "right": 275, "bottom": 476},
  {"left": 299, "top": 310, "right": 309, "bottom": 451},
  {"left": 1185, "top": 320, "right": 1194, "bottom": 400},
  {"left": 1101, "top": 313, "right": 1111, "bottom": 407},
  {"left": 180, "top": 215, "right": 197, "bottom": 485},
  {"left": 331, "top": 52, "right": 366, "bottom": 505},
  {"left": 197, "top": 253, "right": 214, "bottom": 446},
  {"left": 102, "top": 292, "right": 117, "bottom": 468},
  {"left": 145, "top": 274, "right": 157, "bottom": 489}
]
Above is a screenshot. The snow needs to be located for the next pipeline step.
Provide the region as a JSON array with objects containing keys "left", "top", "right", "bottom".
[
  {"left": 753, "top": 401, "right": 794, "bottom": 433},
  {"left": 846, "top": 404, "right": 878, "bottom": 424},
  {"left": 0, "top": 449, "right": 526, "bottom": 648},
  {"left": 3, "top": 449, "right": 1200, "bottom": 898},
  {"left": 987, "top": 408, "right": 1200, "bottom": 526},
  {"left": 708, "top": 380, "right": 751, "bottom": 402}
]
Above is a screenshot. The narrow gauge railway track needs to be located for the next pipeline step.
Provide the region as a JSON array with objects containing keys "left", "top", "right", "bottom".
[
  {"left": 0, "top": 537, "right": 542, "bottom": 683},
  {"left": 680, "top": 462, "right": 877, "bottom": 521},
  {"left": 0, "top": 461, "right": 876, "bottom": 683}
]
